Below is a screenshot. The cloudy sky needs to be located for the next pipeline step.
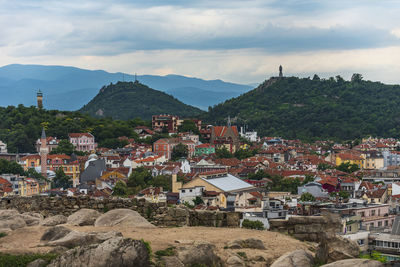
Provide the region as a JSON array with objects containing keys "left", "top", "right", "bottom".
[{"left": 1, "top": 0, "right": 400, "bottom": 84}]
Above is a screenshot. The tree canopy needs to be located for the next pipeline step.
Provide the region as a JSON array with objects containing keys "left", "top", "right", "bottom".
[{"left": 204, "top": 75, "right": 400, "bottom": 141}]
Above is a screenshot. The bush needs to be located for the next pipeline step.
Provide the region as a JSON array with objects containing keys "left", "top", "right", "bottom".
[
  {"left": 241, "top": 219, "right": 265, "bottom": 230},
  {"left": 0, "top": 233, "right": 6, "bottom": 238},
  {"left": 0, "top": 253, "right": 58, "bottom": 267},
  {"left": 155, "top": 247, "right": 176, "bottom": 258}
]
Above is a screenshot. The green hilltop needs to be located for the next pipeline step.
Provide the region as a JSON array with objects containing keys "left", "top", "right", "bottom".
[
  {"left": 204, "top": 75, "right": 400, "bottom": 141},
  {"left": 79, "top": 81, "right": 203, "bottom": 120}
]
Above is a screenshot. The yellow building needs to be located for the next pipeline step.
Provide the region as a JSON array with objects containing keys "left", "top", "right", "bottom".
[
  {"left": 20, "top": 155, "right": 41, "bottom": 170},
  {"left": 18, "top": 177, "right": 40, "bottom": 196},
  {"left": 335, "top": 153, "right": 363, "bottom": 168},
  {"left": 361, "top": 152, "right": 384, "bottom": 170}
]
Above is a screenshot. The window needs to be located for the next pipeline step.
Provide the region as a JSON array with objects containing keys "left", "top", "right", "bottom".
[
  {"left": 378, "top": 221, "right": 382, "bottom": 227},
  {"left": 360, "top": 212, "right": 365, "bottom": 217},
  {"left": 358, "top": 239, "right": 365, "bottom": 246},
  {"left": 181, "top": 190, "right": 185, "bottom": 193},
  {"left": 385, "top": 220, "right": 389, "bottom": 226},
  {"left": 371, "top": 210, "right": 376, "bottom": 216},
  {"left": 189, "top": 189, "right": 192, "bottom": 192}
]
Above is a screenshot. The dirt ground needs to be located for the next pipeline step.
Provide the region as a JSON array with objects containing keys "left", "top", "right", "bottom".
[{"left": 0, "top": 225, "right": 316, "bottom": 264}]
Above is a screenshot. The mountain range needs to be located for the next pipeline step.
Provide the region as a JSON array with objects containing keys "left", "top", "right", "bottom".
[{"left": 0, "top": 64, "right": 252, "bottom": 111}]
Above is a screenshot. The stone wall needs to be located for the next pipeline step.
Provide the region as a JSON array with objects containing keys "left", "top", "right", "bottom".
[
  {"left": 0, "top": 196, "right": 241, "bottom": 227},
  {"left": 269, "top": 212, "right": 342, "bottom": 242}
]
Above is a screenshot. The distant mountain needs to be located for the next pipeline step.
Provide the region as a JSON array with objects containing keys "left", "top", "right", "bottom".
[
  {"left": 203, "top": 76, "right": 400, "bottom": 141},
  {"left": 0, "top": 64, "right": 252, "bottom": 110},
  {"left": 80, "top": 81, "right": 203, "bottom": 120}
]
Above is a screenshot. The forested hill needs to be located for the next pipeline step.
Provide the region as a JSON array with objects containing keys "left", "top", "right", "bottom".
[
  {"left": 79, "top": 81, "right": 203, "bottom": 120},
  {"left": 204, "top": 76, "right": 400, "bottom": 141}
]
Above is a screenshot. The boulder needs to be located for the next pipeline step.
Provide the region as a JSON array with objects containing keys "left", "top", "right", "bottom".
[
  {"left": 321, "top": 258, "right": 384, "bottom": 267},
  {"left": 27, "top": 259, "right": 46, "bottom": 267},
  {"left": 41, "top": 226, "right": 72, "bottom": 242},
  {"left": 0, "top": 209, "right": 19, "bottom": 219},
  {"left": 47, "top": 237, "right": 150, "bottom": 267},
  {"left": 162, "top": 256, "right": 185, "bottom": 267},
  {"left": 67, "top": 209, "right": 101, "bottom": 226},
  {"left": 46, "top": 230, "right": 122, "bottom": 248},
  {"left": 95, "top": 209, "right": 155, "bottom": 228},
  {"left": 226, "top": 238, "right": 266, "bottom": 249},
  {"left": 176, "top": 241, "right": 222, "bottom": 267},
  {"left": 316, "top": 233, "right": 359, "bottom": 263},
  {"left": 226, "top": 255, "right": 245, "bottom": 267},
  {"left": 22, "top": 212, "right": 44, "bottom": 220},
  {"left": 18, "top": 214, "right": 42, "bottom": 226},
  {"left": 270, "top": 250, "right": 314, "bottom": 267},
  {"left": 0, "top": 216, "right": 26, "bottom": 230},
  {"left": 40, "top": 215, "right": 67, "bottom": 226}
]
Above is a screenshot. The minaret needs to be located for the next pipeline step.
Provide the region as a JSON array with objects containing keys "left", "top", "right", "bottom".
[
  {"left": 37, "top": 90, "right": 43, "bottom": 109},
  {"left": 40, "top": 128, "right": 48, "bottom": 178},
  {"left": 279, "top": 65, "right": 283, "bottom": 78}
]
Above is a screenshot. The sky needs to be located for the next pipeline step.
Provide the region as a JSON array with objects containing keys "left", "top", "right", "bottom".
[{"left": 0, "top": 0, "right": 400, "bottom": 84}]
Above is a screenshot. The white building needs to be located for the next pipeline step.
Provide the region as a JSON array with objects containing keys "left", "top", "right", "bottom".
[
  {"left": 240, "top": 127, "right": 258, "bottom": 142},
  {"left": 179, "top": 186, "right": 205, "bottom": 205},
  {"left": 0, "top": 140, "right": 7, "bottom": 153}
]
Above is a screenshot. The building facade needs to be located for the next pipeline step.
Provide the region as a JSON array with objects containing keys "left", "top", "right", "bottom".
[{"left": 69, "top": 133, "right": 97, "bottom": 152}]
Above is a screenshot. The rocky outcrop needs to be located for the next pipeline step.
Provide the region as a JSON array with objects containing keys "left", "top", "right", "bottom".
[
  {"left": 0, "top": 216, "right": 26, "bottom": 230},
  {"left": 46, "top": 230, "right": 123, "bottom": 248},
  {"left": 0, "top": 209, "right": 19, "bottom": 219},
  {"left": 316, "top": 233, "right": 359, "bottom": 263},
  {"left": 40, "top": 215, "right": 67, "bottom": 226},
  {"left": 226, "top": 255, "right": 246, "bottom": 267},
  {"left": 270, "top": 249, "right": 314, "bottom": 267},
  {"left": 321, "top": 258, "right": 384, "bottom": 267},
  {"left": 67, "top": 209, "right": 100, "bottom": 226},
  {"left": 95, "top": 209, "right": 155, "bottom": 228},
  {"left": 176, "top": 241, "right": 222, "bottom": 267},
  {"left": 47, "top": 237, "right": 150, "bottom": 267},
  {"left": 226, "top": 238, "right": 266, "bottom": 249},
  {"left": 27, "top": 259, "right": 46, "bottom": 267},
  {"left": 269, "top": 212, "right": 341, "bottom": 242},
  {"left": 41, "top": 226, "right": 72, "bottom": 242}
]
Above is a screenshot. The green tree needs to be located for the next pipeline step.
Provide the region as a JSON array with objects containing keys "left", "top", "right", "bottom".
[
  {"left": 300, "top": 192, "right": 316, "bottom": 202},
  {"left": 127, "top": 167, "right": 152, "bottom": 193},
  {"left": 0, "top": 159, "right": 25, "bottom": 175},
  {"left": 336, "top": 162, "right": 360, "bottom": 173},
  {"left": 52, "top": 168, "right": 72, "bottom": 189},
  {"left": 178, "top": 120, "right": 200, "bottom": 134},
  {"left": 50, "top": 139, "right": 75, "bottom": 155},
  {"left": 113, "top": 180, "right": 128, "bottom": 196},
  {"left": 351, "top": 73, "right": 363, "bottom": 83},
  {"left": 192, "top": 196, "right": 204, "bottom": 206},
  {"left": 171, "top": 143, "right": 188, "bottom": 161},
  {"left": 215, "top": 147, "right": 233, "bottom": 158}
]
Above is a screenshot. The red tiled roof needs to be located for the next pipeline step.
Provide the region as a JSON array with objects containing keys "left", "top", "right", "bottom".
[{"left": 69, "top": 133, "right": 93, "bottom": 138}]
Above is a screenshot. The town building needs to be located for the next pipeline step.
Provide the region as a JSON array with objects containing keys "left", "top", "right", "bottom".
[
  {"left": 35, "top": 136, "right": 59, "bottom": 153},
  {"left": 153, "top": 138, "right": 195, "bottom": 160},
  {"left": 194, "top": 143, "right": 215, "bottom": 157},
  {"left": 0, "top": 141, "right": 7, "bottom": 154},
  {"left": 69, "top": 133, "right": 97, "bottom": 152},
  {"left": 210, "top": 126, "right": 240, "bottom": 153},
  {"left": 152, "top": 114, "right": 182, "bottom": 132}
]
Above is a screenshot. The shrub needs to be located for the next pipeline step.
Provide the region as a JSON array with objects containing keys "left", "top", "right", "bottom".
[
  {"left": 155, "top": 247, "right": 176, "bottom": 258},
  {"left": 0, "top": 233, "right": 7, "bottom": 238},
  {"left": 141, "top": 239, "right": 152, "bottom": 259},
  {"left": 0, "top": 253, "right": 58, "bottom": 267},
  {"left": 241, "top": 219, "right": 265, "bottom": 230},
  {"left": 237, "top": 251, "right": 247, "bottom": 259}
]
